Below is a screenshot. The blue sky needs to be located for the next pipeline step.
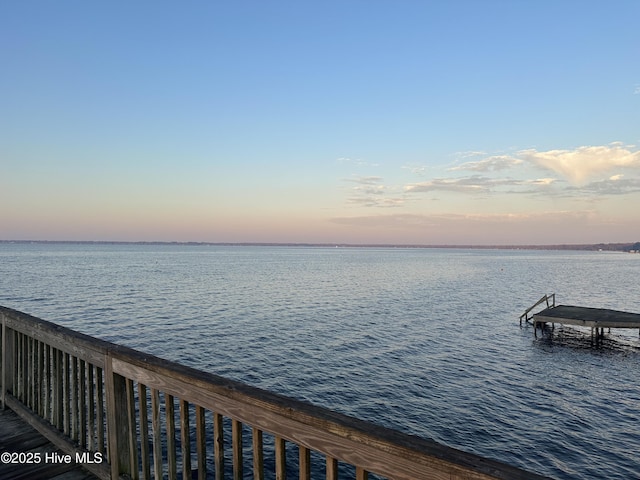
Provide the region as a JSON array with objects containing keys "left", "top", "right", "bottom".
[{"left": 2, "top": 1, "right": 639, "bottom": 244}]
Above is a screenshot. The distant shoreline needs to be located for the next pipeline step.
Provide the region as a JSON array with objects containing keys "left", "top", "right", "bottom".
[{"left": 1, "top": 239, "right": 639, "bottom": 252}]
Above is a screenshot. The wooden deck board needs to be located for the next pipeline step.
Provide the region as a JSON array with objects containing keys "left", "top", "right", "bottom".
[
  {"left": 533, "top": 305, "right": 640, "bottom": 329},
  {"left": 0, "top": 409, "right": 98, "bottom": 480}
]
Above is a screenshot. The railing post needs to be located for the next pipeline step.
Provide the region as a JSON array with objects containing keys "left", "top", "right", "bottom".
[
  {"left": 105, "top": 352, "right": 133, "bottom": 479},
  {"left": 1, "top": 315, "right": 15, "bottom": 411},
  {"left": 1, "top": 314, "right": 6, "bottom": 410}
]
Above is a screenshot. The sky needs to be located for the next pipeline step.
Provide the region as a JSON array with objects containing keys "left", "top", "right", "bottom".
[{"left": 2, "top": 1, "right": 639, "bottom": 245}]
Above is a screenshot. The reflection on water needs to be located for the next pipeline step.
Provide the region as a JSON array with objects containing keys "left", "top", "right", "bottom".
[{"left": 533, "top": 323, "right": 640, "bottom": 353}]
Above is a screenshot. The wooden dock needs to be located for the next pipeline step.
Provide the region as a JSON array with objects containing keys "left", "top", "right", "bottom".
[
  {"left": 521, "top": 294, "right": 640, "bottom": 341},
  {"left": 0, "top": 408, "right": 97, "bottom": 480}
]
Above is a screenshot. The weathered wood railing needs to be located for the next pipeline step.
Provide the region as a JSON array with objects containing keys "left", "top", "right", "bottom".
[
  {"left": 1, "top": 306, "right": 548, "bottom": 480},
  {"left": 519, "top": 293, "right": 555, "bottom": 325}
]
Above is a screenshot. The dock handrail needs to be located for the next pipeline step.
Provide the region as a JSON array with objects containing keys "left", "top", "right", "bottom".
[
  {"left": 1, "top": 305, "right": 549, "bottom": 480},
  {"left": 519, "top": 293, "right": 555, "bottom": 325}
]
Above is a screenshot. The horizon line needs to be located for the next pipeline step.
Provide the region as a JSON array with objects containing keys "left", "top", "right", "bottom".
[{"left": 1, "top": 239, "right": 638, "bottom": 251}]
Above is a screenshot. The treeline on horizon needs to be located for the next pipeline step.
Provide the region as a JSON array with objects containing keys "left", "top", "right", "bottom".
[{"left": 2, "top": 240, "right": 640, "bottom": 252}]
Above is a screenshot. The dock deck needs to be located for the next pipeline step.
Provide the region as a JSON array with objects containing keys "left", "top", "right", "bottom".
[
  {"left": 531, "top": 304, "right": 640, "bottom": 345},
  {"left": 533, "top": 305, "right": 640, "bottom": 330},
  {"left": 0, "top": 408, "right": 97, "bottom": 480}
]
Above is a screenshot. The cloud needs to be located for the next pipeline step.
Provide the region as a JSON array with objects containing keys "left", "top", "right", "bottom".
[
  {"left": 518, "top": 144, "right": 640, "bottom": 184},
  {"left": 449, "top": 155, "right": 523, "bottom": 172},
  {"left": 344, "top": 176, "right": 405, "bottom": 208},
  {"left": 527, "top": 178, "right": 557, "bottom": 186},
  {"left": 337, "top": 157, "right": 379, "bottom": 167},
  {"left": 634, "top": 84, "right": 640, "bottom": 95},
  {"left": 347, "top": 196, "right": 405, "bottom": 208},
  {"left": 405, "top": 175, "right": 520, "bottom": 194},
  {"left": 347, "top": 176, "right": 383, "bottom": 185},
  {"left": 571, "top": 176, "right": 640, "bottom": 196}
]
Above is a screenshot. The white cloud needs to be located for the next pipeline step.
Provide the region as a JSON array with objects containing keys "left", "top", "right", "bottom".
[{"left": 518, "top": 144, "right": 640, "bottom": 184}]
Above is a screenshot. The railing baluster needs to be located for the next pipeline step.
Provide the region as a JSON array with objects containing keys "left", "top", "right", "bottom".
[
  {"left": 96, "top": 365, "right": 105, "bottom": 454},
  {"left": 18, "top": 333, "right": 24, "bottom": 402},
  {"left": 151, "top": 388, "right": 163, "bottom": 480},
  {"left": 356, "top": 466, "right": 368, "bottom": 480},
  {"left": 326, "top": 456, "right": 338, "bottom": 480},
  {"left": 125, "top": 378, "right": 139, "bottom": 479},
  {"left": 232, "top": 419, "right": 243, "bottom": 480},
  {"left": 72, "top": 355, "right": 79, "bottom": 442},
  {"left": 63, "top": 352, "right": 70, "bottom": 436},
  {"left": 79, "top": 358, "right": 87, "bottom": 447},
  {"left": 27, "top": 335, "right": 33, "bottom": 408},
  {"left": 196, "top": 406, "right": 207, "bottom": 480},
  {"left": 87, "top": 362, "right": 94, "bottom": 450},
  {"left": 139, "top": 383, "right": 150, "bottom": 480},
  {"left": 213, "top": 412, "right": 224, "bottom": 480},
  {"left": 43, "top": 343, "right": 50, "bottom": 419},
  {"left": 275, "top": 436, "right": 286, "bottom": 480},
  {"left": 166, "top": 393, "right": 177, "bottom": 480},
  {"left": 36, "top": 341, "right": 45, "bottom": 418},
  {"left": 53, "top": 348, "right": 62, "bottom": 428},
  {"left": 252, "top": 427, "right": 264, "bottom": 480},
  {"left": 180, "top": 399, "right": 191, "bottom": 480},
  {"left": 299, "top": 446, "right": 311, "bottom": 480},
  {"left": 35, "top": 339, "right": 41, "bottom": 414}
]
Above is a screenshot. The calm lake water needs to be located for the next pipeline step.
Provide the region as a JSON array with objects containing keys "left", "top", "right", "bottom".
[{"left": 1, "top": 243, "right": 639, "bottom": 479}]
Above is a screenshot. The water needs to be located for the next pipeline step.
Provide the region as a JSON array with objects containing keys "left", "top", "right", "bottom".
[{"left": 1, "top": 243, "right": 639, "bottom": 479}]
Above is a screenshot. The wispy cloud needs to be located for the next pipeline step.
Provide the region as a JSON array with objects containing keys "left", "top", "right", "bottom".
[
  {"left": 448, "top": 155, "right": 523, "bottom": 172},
  {"left": 570, "top": 175, "right": 640, "bottom": 196},
  {"left": 405, "top": 175, "right": 520, "bottom": 194},
  {"left": 337, "top": 157, "right": 379, "bottom": 167},
  {"left": 344, "top": 176, "right": 405, "bottom": 208},
  {"left": 634, "top": 84, "right": 640, "bottom": 95},
  {"left": 348, "top": 176, "right": 383, "bottom": 185}
]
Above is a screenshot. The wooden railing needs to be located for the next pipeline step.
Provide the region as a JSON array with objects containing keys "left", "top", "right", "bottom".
[
  {"left": 519, "top": 294, "right": 555, "bottom": 326},
  {"left": 1, "top": 306, "right": 549, "bottom": 480}
]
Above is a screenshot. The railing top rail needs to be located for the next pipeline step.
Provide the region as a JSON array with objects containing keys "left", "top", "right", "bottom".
[
  {"left": 520, "top": 293, "right": 555, "bottom": 321},
  {"left": 1, "top": 305, "right": 110, "bottom": 367}
]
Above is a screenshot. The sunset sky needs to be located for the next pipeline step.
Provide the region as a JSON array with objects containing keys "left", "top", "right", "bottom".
[{"left": 2, "top": 1, "right": 639, "bottom": 245}]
